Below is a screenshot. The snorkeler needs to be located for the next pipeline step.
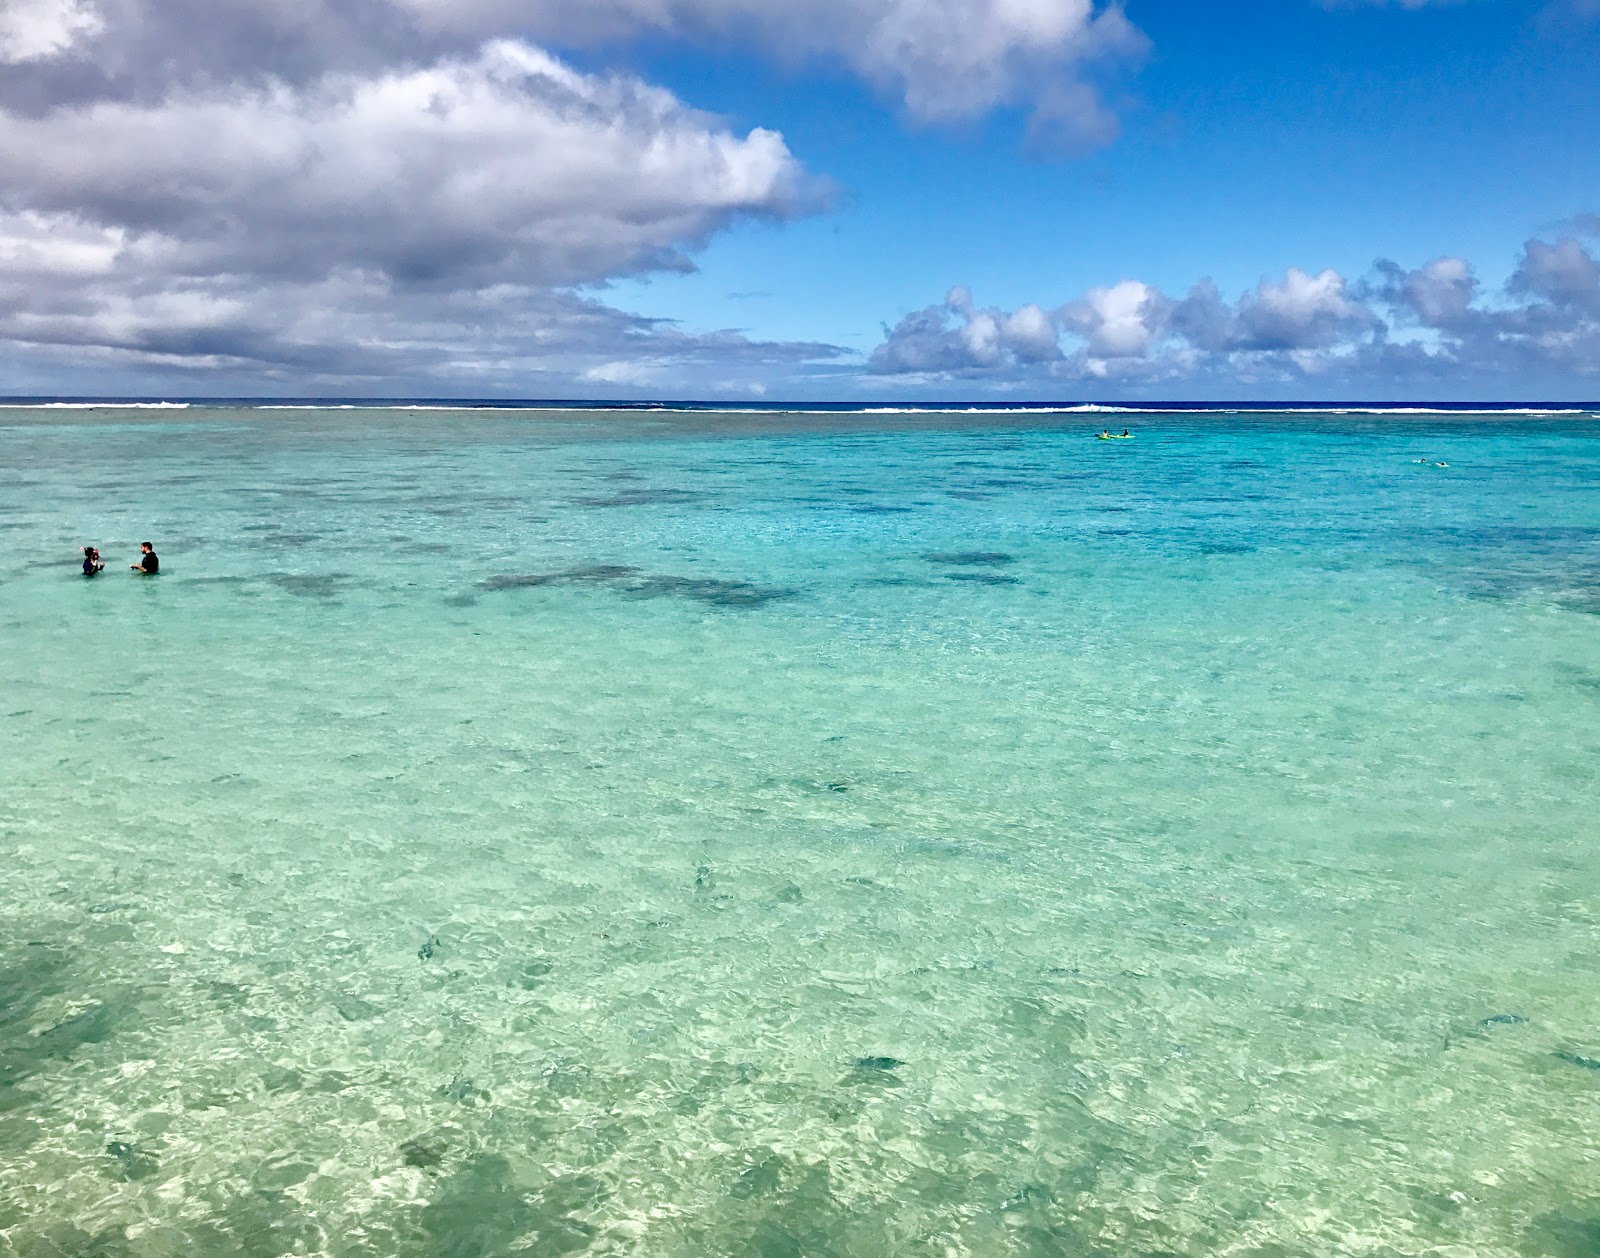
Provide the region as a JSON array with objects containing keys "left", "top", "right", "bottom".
[
  {"left": 130, "top": 542, "right": 159, "bottom": 575},
  {"left": 81, "top": 546, "right": 104, "bottom": 577}
]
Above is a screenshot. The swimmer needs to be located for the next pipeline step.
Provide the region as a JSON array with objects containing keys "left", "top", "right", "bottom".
[
  {"left": 130, "top": 542, "right": 159, "bottom": 575},
  {"left": 1434, "top": 461, "right": 1449, "bottom": 468},
  {"left": 81, "top": 546, "right": 104, "bottom": 577}
]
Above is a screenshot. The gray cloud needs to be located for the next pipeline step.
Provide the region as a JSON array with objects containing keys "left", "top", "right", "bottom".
[
  {"left": 0, "top": 0, "right": 1143, "bottom": 394},
  {"left": 868, "top": 232, "right": 1600, "bottom": 395},
  {"left": 1, "top": 0, "right": 1146, "bottom": 142},
  {"left": 1372, "top": 255, "right": 1478, "bottom": 329},
  {"left": 0, "top": 256, "right": 846, "bottom": 395},
  {"left": 0, "top": 0, "right": 102, "bottom": 64},
  {"left": 3, "top": 1, "right": 1587, "bottom": 400},
  {"left": 1510, "top": 237, "right": 1600, "bottom": 310},
  {"left": 1234, "top": 267, "right": 1380, "bottom": 350},
  {"left": 1061, "top": 279, "right": 1167, "bottom": 357},
  {"left": 425, "top": 0, "right": 1147, "bottom": 129},
  {"left": 0, "top": 37, "right": 849, "bottom": 392},
  {"left": 868, "top": 286, "right": 1063, "bottom": 375},
  {"left": 0, "top": 42, "right": 817, "bottom": 288}
]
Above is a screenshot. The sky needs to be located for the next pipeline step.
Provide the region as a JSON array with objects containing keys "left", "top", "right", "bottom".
[{"left": 0, "top": 0, "right": 1596, "bottom": 401}]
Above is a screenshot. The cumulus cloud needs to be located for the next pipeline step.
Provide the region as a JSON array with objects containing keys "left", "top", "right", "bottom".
[
  {"left": 1375, "top": 255, "right": 1478, "bottom": 328},
  {"left": 1062, "top": 279, "right": 1166, "bottom": 357},
  {"left": 0, "top": 0, "right": 101, "bottom": 63},
  {"left": 868, "top": 286, "right": 1065, "bottom": 375},
  {"left": 0, "top": 0, "right": 1145, "bottom": 144},
  {"left": 1002, "top": 302, "right": 1062, "bottom": 362},
  {"left": 0, "top": 0, "right": 1145, "bottom": 392},
  {"left": 0, "top": 224, "right": 844, "bottom": 393},
  {"left": 397, "top": 0, "right": 1147, "bottom": 139},
  {"left": 868, "top": 231, "right": 1600, "bottom": 393},
  {"left": 1510, "top": 237, "right": 1600, "bottom": 310},
  {"left": 1, "top": 41, "right": 813, "bottom": 287},
  {"left": 0, "top": 39, "right": 847, "bottom": 391},
  {"left": 1235, "top": 267, "right": 1378, "bottom": 349}
]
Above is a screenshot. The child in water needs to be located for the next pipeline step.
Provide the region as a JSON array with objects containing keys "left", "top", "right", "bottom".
[{"left": 81, "top": 546, "right": 104, "bottom": 577}]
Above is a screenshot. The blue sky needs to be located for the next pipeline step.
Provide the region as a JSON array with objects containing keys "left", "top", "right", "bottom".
[{"left": 0, "top": 0, "right": 1596, "bottom": 399}]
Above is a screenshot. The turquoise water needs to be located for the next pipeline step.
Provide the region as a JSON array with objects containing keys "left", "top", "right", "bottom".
[{"left": 3, "top": 405, "right": 1600, "bottom": 1257}]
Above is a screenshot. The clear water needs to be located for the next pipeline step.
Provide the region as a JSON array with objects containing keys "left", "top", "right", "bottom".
[{"left": 3, "top": 405, "right": 1599, "bottom": 1257}]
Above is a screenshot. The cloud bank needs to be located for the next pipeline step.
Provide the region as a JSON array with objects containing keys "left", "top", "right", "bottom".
[
  {"left": 0, "top": 0, "right": 1144, "bottom": 393},
  {"left": 867, "top": 230, "right": 1600, "bottom": 397},
  {"left": 1, "top": 0, "right": 1590, "bottom": 398},
  {"left": 0, "top": 0, "right": 1143, "bottom": 138},
  {"left": 0, "top": 34, "right": 843, "bottom": 392},
  {"left": 1, "top": 42, "right": 810, "bottom": 288}
]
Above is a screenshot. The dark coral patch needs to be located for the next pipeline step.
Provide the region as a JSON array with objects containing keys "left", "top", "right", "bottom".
[
  {"left": 573, "top": 488, "right": 701, "bottom": 508},
  {"left": 478, "top": 566, "right": 796, "bottom": 608},
  {"left": 942, "top": 572, "right": 1021, "bottom": 586},
  {"left": 923, "top": 551, "right": 1016, "bottom": 566},
  {"left": 264, "top": 572, "right": 354, "bottom": 599},
  {"left": 480, "top": 566, "right": 640, "bottom": 591}
]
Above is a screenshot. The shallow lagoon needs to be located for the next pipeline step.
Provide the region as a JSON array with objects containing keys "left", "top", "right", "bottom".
[{"left": 3, "top": 405, "right": 1600, "bottom": 1256}]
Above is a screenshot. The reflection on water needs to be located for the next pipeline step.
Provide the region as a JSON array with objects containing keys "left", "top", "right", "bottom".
[{"left": 3, "top": 405, "right": 1600, "bottom": 1256}]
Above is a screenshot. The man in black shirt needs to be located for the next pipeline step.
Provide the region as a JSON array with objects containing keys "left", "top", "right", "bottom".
[{"left": 131, "top": 542, "right": 159, "bottom": 575}]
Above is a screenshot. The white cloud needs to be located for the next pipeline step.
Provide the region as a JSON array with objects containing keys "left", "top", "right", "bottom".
[
  {"left": 0, "top": 41, "right": 813, "bottom": 288},
  {"left": 867, "top": 287, "right": 1067, "bottom": 374},
  {"left": 1003, "top": 303, "right": 1060, "bottom": 361},
  {"left": 961, "top": 312, "right": 1004, "bottom": 365},
  {"left": 0, "top": 0, "right": 101, "bottom": 63},
  {"left": 1510, "top": 237, "right": 1600, "bottom": 309},
  {"left": 1403, "top": 256, "right": 1477, "bottom": 327},
  {"left": 0, "top": 209, "right": 125, "bottom": 277},
  {"left": 583, "top": 359, "right": 661, "bottom": 386},
  {"left": 0, "top": 0, "right": 1145, "bottom": 390},
  {"left": 1064, "top": 279, "right": 1164, "bottom": 357},
  {"left": 0, "top": 248, "right": 846, "bottom": 393},
  {"left": 2, "top": 0, "right": 1145, "bottom": 144},
  {"left": 868, "top": 231, "right": 1600, "bottom": 391},
  {"left": 0, "top": 41, "right": 847, "bottom": 389},
  {"left": 1236, "top": 267, "right": 1376, "bottom": 349},
  {"left": 394, "top": 0, "right": 1145, "bottom": 135}
]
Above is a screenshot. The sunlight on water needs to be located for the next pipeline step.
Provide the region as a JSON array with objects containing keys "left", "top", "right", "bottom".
[{"left": 3, "top": 406, "right": 1599, "bottom": 1256}]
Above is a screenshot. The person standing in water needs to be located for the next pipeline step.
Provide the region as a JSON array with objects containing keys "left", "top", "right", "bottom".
[
  {"left": 130, "top": 542, "right": 159, "bottom": 575},
  {"left": 81, "top": 546, "right": 104, "bottom": 576}
]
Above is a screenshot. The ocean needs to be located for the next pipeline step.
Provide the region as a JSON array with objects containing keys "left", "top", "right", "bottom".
[{"left": 3, "top": 402, "right": 1598, "bottom": 1256}]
